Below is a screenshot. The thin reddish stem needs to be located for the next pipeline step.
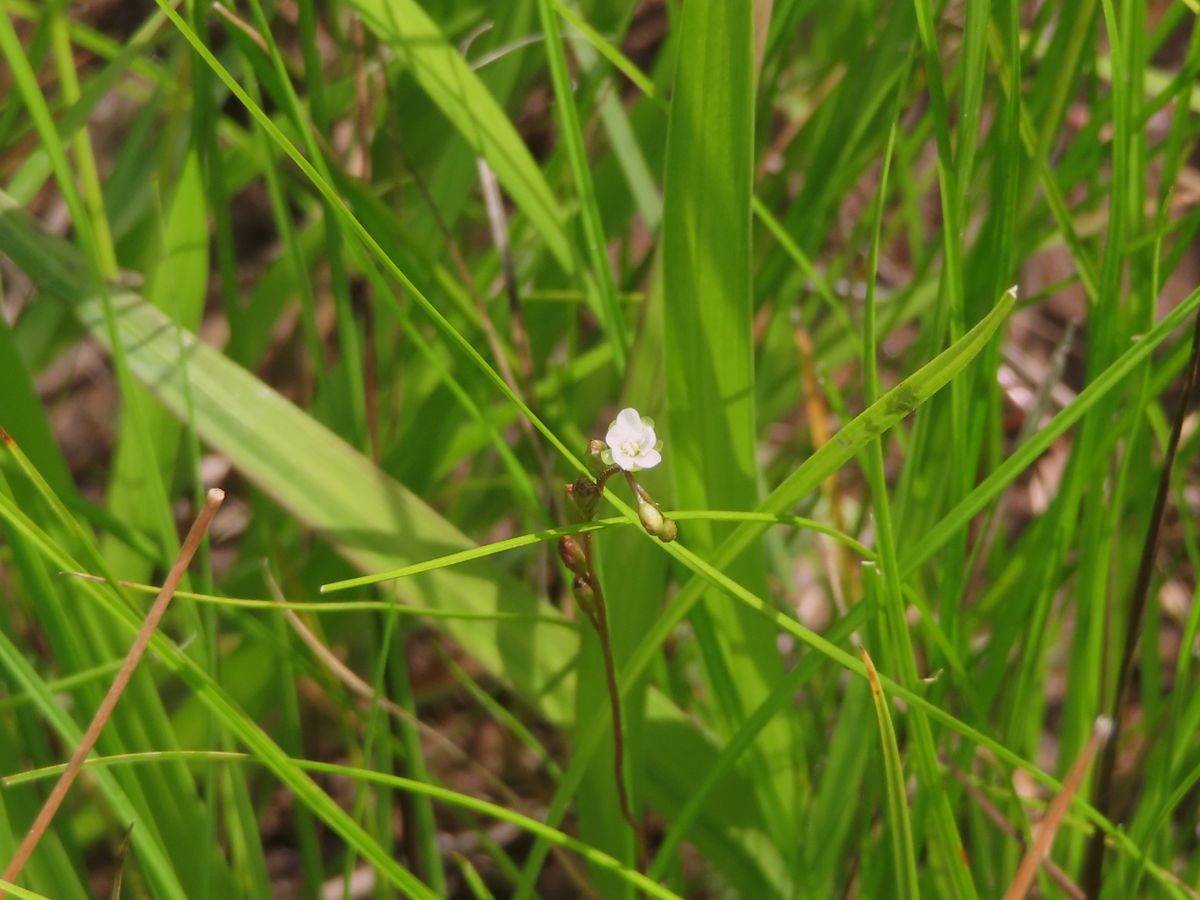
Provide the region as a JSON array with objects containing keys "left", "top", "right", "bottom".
[{"left": 579, "top": 531, "right": 647, "bottom": 873}]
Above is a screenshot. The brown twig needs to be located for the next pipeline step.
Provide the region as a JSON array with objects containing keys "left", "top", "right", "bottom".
[
  {"left": 1004, "top": 717, "right": 1112, "bottom": 900},
  {"left": 1, "top": 489, "right": 225, "bottom": 891},
  {"left": 1082, "top": 306, "right": 1200, "bottom": 896}
]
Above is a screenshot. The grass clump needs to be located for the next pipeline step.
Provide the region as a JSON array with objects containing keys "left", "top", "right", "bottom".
[{"left": 0, "top": 1, "right": 1199, "bottom": 898}]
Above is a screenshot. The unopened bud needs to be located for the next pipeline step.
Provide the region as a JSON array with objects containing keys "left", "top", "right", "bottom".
[
  {"left": 658, "top": 518, "right": 677, "bottom": 543},
  {"left": 586, "top": 439, "right": 608, "bottom": 475},
  {"left": 637, "top": 497, "right": 664, "bottom": 536},
  {"left": 566, "top": 477, "right": 601, "bottom": 521},
  {"left": 571, "top": 575, "right": 596, "bottom": 615},
  {"left": 558, "top": 535, "right": 588, "bottom": 576}
]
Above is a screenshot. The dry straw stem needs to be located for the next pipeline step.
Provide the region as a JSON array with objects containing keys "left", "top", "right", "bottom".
[
  {"left": 0, "top": 488, "right": 225, "bottom": 892},
  {"left": 1003, "top": 716, "right": 1114, "bottom": 900},
  {"left": 948, "top": 767, "right": 1082, "bottom": 899}
]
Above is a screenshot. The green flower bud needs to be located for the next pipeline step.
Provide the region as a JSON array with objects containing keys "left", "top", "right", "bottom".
[
  {"left": 637, "top": 497, "right": 664, "bottom": 536},
  {"left": 658, "top": 518, "right": 678, "bottom": 543},
  {"left": 558, "top": 535, "right": 588, "bottom": 576}
]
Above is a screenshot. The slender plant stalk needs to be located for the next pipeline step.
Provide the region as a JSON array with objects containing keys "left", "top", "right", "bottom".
[
  {"left": 0, "top": 488, "right": 225, "bottom": 892},
  {"left": 563, "top": 464, "right": 649, "bottom": 874},
  {"left": 1081, "top": 307, "right": 1200, "bottom": 894},
  {"left": 577, "top": 527, "right": 647, "bottom": 873}
]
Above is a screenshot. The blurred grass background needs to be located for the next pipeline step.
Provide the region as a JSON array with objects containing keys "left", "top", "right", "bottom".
[{"left": 1, "top": 0, "right": 1200, "bottom": 897}]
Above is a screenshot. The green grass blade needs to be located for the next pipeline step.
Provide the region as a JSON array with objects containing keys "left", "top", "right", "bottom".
[
  {"left": 321, "top": 511, "right": 872, "bottom": 592},
  {"left": 861, "top": 644, "right": 921, "bottom": 900},
  {"left": 537, "top": 0, "right": 629, "bottom": 370}
]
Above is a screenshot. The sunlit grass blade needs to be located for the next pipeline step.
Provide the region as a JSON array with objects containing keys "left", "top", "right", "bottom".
[
  {"left": 59, "top": 574, "right": 576, "bottom": 625},
  {"left": 322, "top": 511, "right": 873, "bottom": 593}
]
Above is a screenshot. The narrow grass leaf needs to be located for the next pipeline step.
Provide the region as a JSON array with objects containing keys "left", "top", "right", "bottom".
[{"left": 861, "top": 645, "right": 921, "bottom": 900}]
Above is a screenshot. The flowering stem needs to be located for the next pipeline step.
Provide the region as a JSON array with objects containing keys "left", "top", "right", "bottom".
[
  {"left": 623, "top": 470, "right": 651, "bottom": 503},
  {"left": 577, "top": 529, "right": 648, "bottom": 873}
]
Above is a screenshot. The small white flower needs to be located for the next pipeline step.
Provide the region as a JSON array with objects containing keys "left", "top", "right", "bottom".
[{"left": 603, "top": 407, "right": 662, "bottom": 472}]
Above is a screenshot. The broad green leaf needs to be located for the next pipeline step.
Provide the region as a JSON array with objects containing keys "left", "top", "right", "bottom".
[{"left": 660, "top": 0, "right": 796, "bottom": 854}]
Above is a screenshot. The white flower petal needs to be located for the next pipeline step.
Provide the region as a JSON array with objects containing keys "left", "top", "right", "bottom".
[
  {"left": 636, "top": 448, "right": 662, "bottom": 470},
  {"left": 609, "top": 445, "right": 638, "bottom": 471},
  {"left": 616, "top": 407, "right": 643, "bottom": 430},
  {"left": 602, "top": 406, "right": 663, "bottom": 471}
]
